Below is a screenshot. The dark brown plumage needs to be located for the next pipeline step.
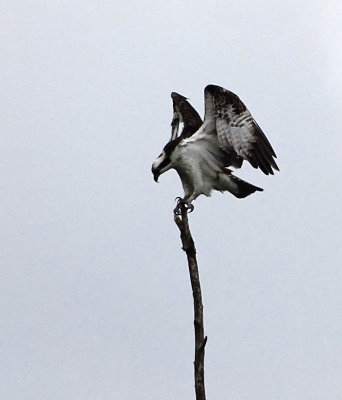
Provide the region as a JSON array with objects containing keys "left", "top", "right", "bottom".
[{"left": 170, "top": 92, "right": 202, "bottom": 140}]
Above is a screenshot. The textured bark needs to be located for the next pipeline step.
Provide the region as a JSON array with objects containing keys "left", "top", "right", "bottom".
[{"left": 174, "top": 206, "right": 207, "bottom": 400}]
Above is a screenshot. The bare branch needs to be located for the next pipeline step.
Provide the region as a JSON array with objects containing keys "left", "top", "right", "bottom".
[{"left": 174, "top": 206, "right": 207, "bottom": 400}]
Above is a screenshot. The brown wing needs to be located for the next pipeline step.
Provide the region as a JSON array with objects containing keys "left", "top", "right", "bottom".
[
  {"left": 170, "top": 92, "right": 203, "bottom": 141},
  {"left": 204, "top": 84, "right": 279, "bottom": 175}
]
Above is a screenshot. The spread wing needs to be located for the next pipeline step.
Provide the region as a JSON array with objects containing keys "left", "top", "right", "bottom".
[
  {"left": 204, "top": 84, "right": 279, "bottom": 175},
  {"left": 170, "top": 92, "right": 203, "bottom": 141}
]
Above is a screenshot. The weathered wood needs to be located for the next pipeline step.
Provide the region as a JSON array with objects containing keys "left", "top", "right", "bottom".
[{"left": 174, "top": 206, "right": 207, "bottom": 400}]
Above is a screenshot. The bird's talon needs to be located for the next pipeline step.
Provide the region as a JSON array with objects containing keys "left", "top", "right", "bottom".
[
  {"left": 173, "top": 198, "right": 194, "bottom": 215},
  {"left": 173, "top": 207, "right": 181, "bottom": 216}
]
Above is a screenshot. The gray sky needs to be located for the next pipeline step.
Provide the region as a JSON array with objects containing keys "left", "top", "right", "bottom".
[{"left": 1, "top": 1, "right": 342, "bottom": 399}]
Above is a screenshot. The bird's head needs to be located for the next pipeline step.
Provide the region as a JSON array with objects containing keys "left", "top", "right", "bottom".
[
  {"left": 151, "top": 139, "right": 179, "bottom": 182},
  {"left": 151, "top": 150, "right": 171, "bottom": 182}
]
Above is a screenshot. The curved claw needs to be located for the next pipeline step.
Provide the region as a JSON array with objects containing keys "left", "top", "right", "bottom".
[
  {"left": 173, "top": 206, "right": 182, "bottom": 216},
  {"left": 173, "top": 197, "right": 194, "bottom": 215},
  {"left": 187, "top": 203, "right": 194, "bottom": 213}
]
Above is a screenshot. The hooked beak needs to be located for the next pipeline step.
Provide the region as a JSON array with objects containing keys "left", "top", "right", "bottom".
[{"left": 152, "top": 166, "right": 160, "bottom": 183}]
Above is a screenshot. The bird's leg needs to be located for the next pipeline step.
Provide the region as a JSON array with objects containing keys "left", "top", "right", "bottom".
[{"left": 174, "top": 197, "right": 194, "bottom": 215}]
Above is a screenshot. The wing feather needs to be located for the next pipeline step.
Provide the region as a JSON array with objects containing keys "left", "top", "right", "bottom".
[
  {"left": 170, "top": 92, "right": 203, "bottom": 140},
  {"left": 204, "top": 84, "right": 279, "bottom": 175}
]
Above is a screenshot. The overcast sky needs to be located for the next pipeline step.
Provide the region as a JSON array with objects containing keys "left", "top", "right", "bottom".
[{"left": 1, "top": 1, "right": 342, "bottom": 399}]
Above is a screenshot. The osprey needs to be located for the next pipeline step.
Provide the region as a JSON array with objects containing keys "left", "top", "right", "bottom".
[{"left": 152, "top": 85, "right": 279, "bottom": 214}]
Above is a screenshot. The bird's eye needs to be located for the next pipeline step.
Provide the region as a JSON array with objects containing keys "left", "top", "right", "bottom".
[{"left": 158, "top": 153, "right": 163, "bottom": 158}]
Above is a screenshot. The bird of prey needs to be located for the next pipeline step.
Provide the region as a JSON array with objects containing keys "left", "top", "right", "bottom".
[{"left": 152, "top": 85, "right": 279, "bottom": 214}]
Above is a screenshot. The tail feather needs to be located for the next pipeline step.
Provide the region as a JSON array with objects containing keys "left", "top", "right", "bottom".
[{"left": 217, "top": 170, "right": 263, "bottom": 198}]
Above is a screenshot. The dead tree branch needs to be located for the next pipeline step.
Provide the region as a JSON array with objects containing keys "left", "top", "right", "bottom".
[{"left": 174, "top": 206, "right": 207, "bottom": 400}]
